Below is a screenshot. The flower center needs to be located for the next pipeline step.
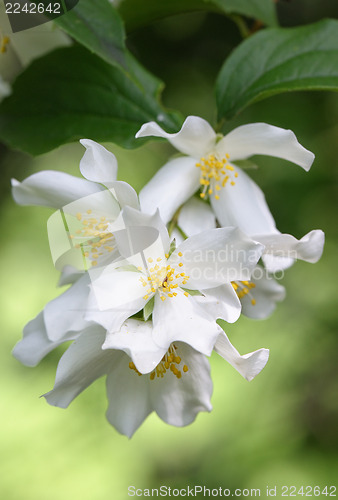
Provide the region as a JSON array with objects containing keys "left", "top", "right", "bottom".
[
  {"left": 139, "top": 252, "right": 190, "bottom": 301},
  {"left": 195, "top": 153, "right": 238, "bottom": 200},
  {"left": 129, "top": 344, "right": 189, "bottom": 380},
  {"left": 232, "top": 281, "right": 256, "bottom": 306},
  {"left": 71, "top": 210, "right": 114, "bottom": 267}
]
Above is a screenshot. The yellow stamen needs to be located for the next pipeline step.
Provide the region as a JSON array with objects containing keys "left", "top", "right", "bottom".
[
  {"left": 232, "top": 280, "right": 257, "bottom": 305},
  {"left": 129, "top": 345, "right": 189, "bottom": 381},
  {"left": 140, "top": 261, "right": 190, "bottom": 303},
  {"left": 196, "top": 153, "right": 237, "bottom": 200}
]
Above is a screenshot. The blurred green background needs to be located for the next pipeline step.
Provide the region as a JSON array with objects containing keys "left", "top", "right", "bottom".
[{"left": 1, "top": 2, "right": 337, "bottom": 499}]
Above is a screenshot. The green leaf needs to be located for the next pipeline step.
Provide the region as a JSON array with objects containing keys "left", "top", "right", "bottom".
[
  {"left": 143, "top": 296, "right": 155, "bottom": 321},
  {"left": 118, "top": 0, "right": 207, "bottom": 32},
  {"left": 0, "top": 46, "right": 181, "bottom": 155},
  {"left": 207, "top": 0, "right": 277, "bottom": 28},
  {"left": 117, "top": 0, "right": 277, "bottom": 32},
  {"left": 54, "top": 0, "right": 127, "bottom": 70},
  {"left": 1, "top": 0, "right": 182, "bottom": 155},
  {"left": 27, "top": 0, "right": 127, "bottom": 70},
  {"left": 216, "top": 19, "right": 338, "bottom": 120},
  {"left": 51, "top": 0, "right": 181, "bottom": 124},
  {"left": 39, "top": 0, "right": 168, "bottom": 98}
]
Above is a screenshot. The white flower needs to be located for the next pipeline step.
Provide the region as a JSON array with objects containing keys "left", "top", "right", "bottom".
[
  {"left": 136, "top": 116, "right": 324, "bottom": 271},
  {"left": 86, "top": 206, "right": 264, "bottom": 356},
  {"left": 175, "top": 195, "right": 324, "bottom": 273},
  {"left": 44, "top": 320, "right": 269, "bottom": 437},
  {"left": 43, "top": 324, "right": 212, "bottom": 438},
  {"left": 136, "top": 115, "right": 314, "bottom": 224},
  {"left": 12, "top": 139, "right": 138, "bottom": 209},
  {"left": 224, "top": 267, "right": 286, "bottom": 320},
  {"left": 173, "top": 197, "right": 323, "bottom": 318},
  {"left": 253, "top": 230, "right": 325, "bottom": 273},
  {"left": 12, "top": 140, "right": 139, "bottom": 365},
  {"left": 170, "top": 190, "right": 324, "bottom": 276},
  {"left": 12, "top": 136, "right": 271, "bottom": 436}
]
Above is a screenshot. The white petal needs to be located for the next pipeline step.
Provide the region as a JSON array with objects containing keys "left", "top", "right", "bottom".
[
  {"left": 61, "top": 187, "right": 120, "bottom": 220},
  {"left": 11, "top": 171, "right": 103, "bottom": 209},
  {"left": 150, "top": 343, "right": 213, "bottom": 426},
  {"left": 257, "top": 230, "right": 325, "bottom": 272},
  {"left": 139, "top": 157, "right": 199, "bottom": 224},
  {"left": 44, "top": 327, "right": 119, "bottom": 408},
  {"left": 261, "top": 254, "right": 295, "bottom": 273},
  {"left": 195, "top": 284, "right": 242, "bottom": 323},
  {"left": 85, "top": 303, "right": 138, "bottom": 335},
  {"left": 210, "top": 166, "right": 278, "bottom": 236},
  {"left": 217, "top": 123, "right": 314, "bottom": 171},
  {"left": 47, "top": 190, "right": 121, "bottom": 271},
  {"left": 48, "top": 219, "right": 117, "bottom": 273},
  {"left": 85, "top": 271, "right": 146, "bottom": 333},
  {"left": 103, "top": 319, "right": 167, "bottom": 374},
  {"left": 58, "top": 266, "right": 84, "bottom": 287},
  {"left": 106, "top": 354, "right": 152, "bottom": 437},
  {"left": 109, "top": 181, "right": 139, "bottom": 209},
  {"left": 79, "top": 139, "right": 118, "bottom": 185},
  {"left": 214, "top": 331, "right": 269, "bottom": 381},
  {"left": 152, "top": 289, "right": 222, "bottom": 356},
  {"left": 169, "top": 227, "right": 264, "bottom": 288},
  {"left": 44, "top": 274, "right": 91, "bottom": 342},
  {"left": 89, "top": 268, "right": 147, "bottom": 311},
  {"left": 136, "top": 115, "right": 216, "bottom": 158},
  {"left": 238, "top": 268, "right": 286, "bottom": 319},
  {"left": 12, "top": 312, "right": 77, "bottom": 367},
  {"left": 112, "top": 225, "right": 163, "bottom": 268},
  {"left": 117, "top": 206, "right": 170, "bottom": 257},
  {"left": 177, "top": 197, "right": 216, "bottom": 236}
]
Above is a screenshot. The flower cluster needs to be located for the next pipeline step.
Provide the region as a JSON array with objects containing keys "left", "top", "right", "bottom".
[{"left": 12, "top": 118, "right": 324, "bottom": 437}]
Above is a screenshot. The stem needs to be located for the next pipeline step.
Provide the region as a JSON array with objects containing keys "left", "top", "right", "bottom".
[
  {"left": 175, "top": 225, "right": 188, "bottom": 241},
  {"left": 168, "top": 205, "right": 183, "bottom": 237},
  {"left": 60, "top": 0, "right": 67, "bottom": 14},
  {"left": 215, "top": 118, "right": 226, "bottom": 134},
  {"left": 229, "top": 14, "right": 251, "bottom": 39}
]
